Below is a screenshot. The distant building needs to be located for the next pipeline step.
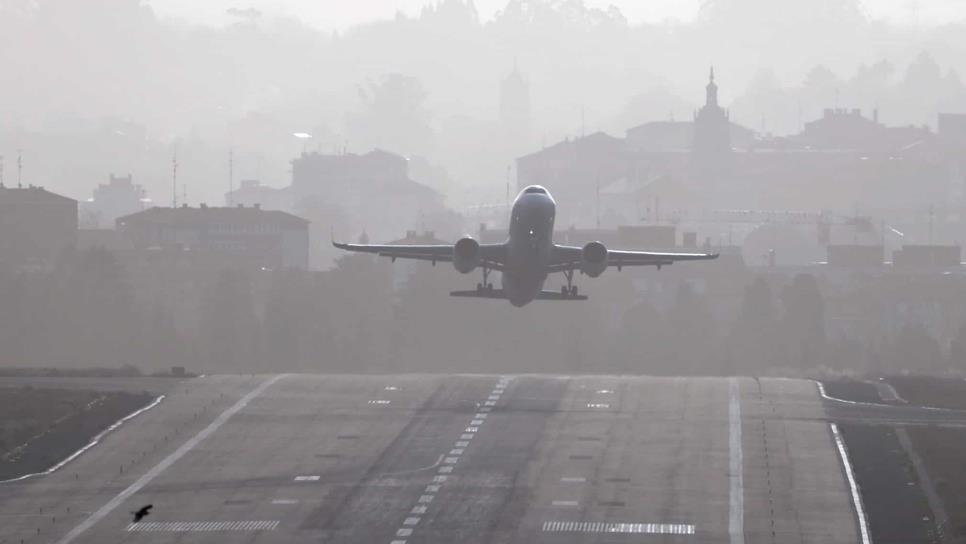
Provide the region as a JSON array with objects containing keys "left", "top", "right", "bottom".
[
  {"left": 939, "top": 113, "right": 966, "bottom": 149},
  {"left": 116, "top": 204, "right": 309, "bottom": 269},
  {"left": 291, "top": 149, "right": 449, "bottom": 243},
  {"left": 791, "top": 108, "right": 932, "bottom": 151},
  {"left": 517, "top": 67, "right": 957, "bottom": 230},
  {"left": 516, "top": 132, "right": 626, "bottom": 225},
  {"left": 225, "top": 179, "right": 290, "bottom": 211},
  {"left": 499, "top": 62, "right": 531, "bottom": 148},
  {"left": 0, "top": 186, "right": 77, "bottom": 268},
  {"left": 81, "top": 173, "right": 149, "bottom": 228},
  {"left": 692, "top": 67, "right": 733, "bottom": 162}
]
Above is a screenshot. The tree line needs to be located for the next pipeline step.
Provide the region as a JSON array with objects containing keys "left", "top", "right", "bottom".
[{"left": 1, "top": 248, "right": 965, "bottom": 376}]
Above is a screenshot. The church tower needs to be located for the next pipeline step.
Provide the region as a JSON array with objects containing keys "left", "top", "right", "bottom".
[
  {"left": 499, "top": 61, "right": 530, "bottom": 136},
  {"left": 692, "top": 66, "right": 731, "bottom": 158}
]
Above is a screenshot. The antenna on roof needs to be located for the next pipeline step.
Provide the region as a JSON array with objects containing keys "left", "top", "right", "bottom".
[{"left": 17, "top": 149, "right": 23, "bottom": 188}]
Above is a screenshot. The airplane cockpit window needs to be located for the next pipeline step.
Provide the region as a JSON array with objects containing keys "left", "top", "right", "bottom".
[{"left": 523, "top": 186, "right": 547, "bottom": 194}]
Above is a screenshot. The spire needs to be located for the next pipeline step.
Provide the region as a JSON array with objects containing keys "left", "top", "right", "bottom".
[{"left": 705, "top": 65, "right": 718, "bottom": 107}]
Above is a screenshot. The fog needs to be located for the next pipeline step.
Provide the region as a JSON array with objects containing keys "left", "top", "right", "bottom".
[{"left": 1, "top": 0, "right": 966, "bottom": 377}]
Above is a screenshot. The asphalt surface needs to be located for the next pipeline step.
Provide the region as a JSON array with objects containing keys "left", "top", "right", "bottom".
[{"left": 0, "top": 375, "right": 863, "bottom": 544}]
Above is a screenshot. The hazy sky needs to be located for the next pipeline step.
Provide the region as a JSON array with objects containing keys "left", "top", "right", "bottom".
[{"left": 150, "top": 0, "right": 966, "bottom": 30}]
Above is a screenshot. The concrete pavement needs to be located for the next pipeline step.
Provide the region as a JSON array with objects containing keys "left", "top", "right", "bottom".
[{"left": 0, "top": 375, "right": 861, "bottom": 544}]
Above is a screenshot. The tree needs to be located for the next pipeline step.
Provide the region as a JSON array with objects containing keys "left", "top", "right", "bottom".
[
  {"left": 728, "top": 277, "right": 780, "bottom": 374},
  {"left": 200, "top": 269, "right": 259, "bottom": 372},
  {"left": 348, "top": 73, "right": 434, "bottom": 156},
  {"left": 780, "top": 273, "right": 826, "bottom": 370}
]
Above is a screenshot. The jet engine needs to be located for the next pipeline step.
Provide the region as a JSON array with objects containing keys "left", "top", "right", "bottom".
[
  {"left": 453, "top": 237, "right": 480, "bottom": 273},
  {"left": 580, "top": 241, "right": 608, "bottom": 277}
]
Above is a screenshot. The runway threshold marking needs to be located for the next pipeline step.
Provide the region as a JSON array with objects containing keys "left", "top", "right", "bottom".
[
  {"left": 127, "top": 520, "right": 279, "bottom": 532},
  {"left": 386, "top": 376, "right": 511, "bottom": 544},
  {"left": 729, "top": 378, "right": 744, "bottom": 544},
  {"left": 55, "top": 374, "right": 289, "bottom": 544},
  {"left": 830, "top": 423, "right": 872, "bottom": 544},
  {"left": 542, "top": 521, "right": 695, "bottom": 535}
]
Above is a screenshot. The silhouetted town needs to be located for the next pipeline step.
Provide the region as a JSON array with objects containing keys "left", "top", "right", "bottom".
[{"left": 1, "top": 0, "right": 966, "bottom": 378}]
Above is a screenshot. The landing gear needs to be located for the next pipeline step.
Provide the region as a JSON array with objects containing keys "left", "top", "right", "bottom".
[
  {"left": 476, "top": 267, "right": 493, "bottom": 293},
  {"left": 561, "top": 269, "right": 579, "bottom": 298}
]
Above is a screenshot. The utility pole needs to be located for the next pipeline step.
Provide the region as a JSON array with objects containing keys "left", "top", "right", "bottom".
[
  {"left": 17, "top": 149, "right": 23, "bottom": 188},
  {"left": 0, "top": 155, "right": 4, "bottom": 188},
  {"left": 505, "top": 164, "right": 511, "bottom": 220},
  {"left": 172, "top": 152, "right": 178, "bottom": 208},
  {"left": 228, "top": 148, "right": 234, "bottom": 206},
  {"left": 595, "top": 178, "right": 600, "bottom": 228}
]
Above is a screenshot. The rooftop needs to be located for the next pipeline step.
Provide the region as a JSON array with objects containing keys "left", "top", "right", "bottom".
[
  {"left": 116, "top": 204, "right": 308, "bottom": 228},
  {"left": 0, "top": 185, "right": 76, "bottom": 204}
]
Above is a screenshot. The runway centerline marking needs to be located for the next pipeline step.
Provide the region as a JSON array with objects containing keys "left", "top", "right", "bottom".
[
  {"left": 386, "top": 377, "right": 510, "bottom": 544},
  {"left": 729, "top": 378, "right": 744, "bottom": 544},
  {"left": 56, "top": 375, "right": 288, "bottom": 544}
]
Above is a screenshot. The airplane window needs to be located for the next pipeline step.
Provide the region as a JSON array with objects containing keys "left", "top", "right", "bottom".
[{"left": 523, "top": 186, "right": 546, "bottom": 194}]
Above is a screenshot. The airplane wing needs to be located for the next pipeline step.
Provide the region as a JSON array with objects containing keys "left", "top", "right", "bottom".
[
  {"left": 333, "top": 241, "right": 508, "bottom": 271},
  {"left": 549, "top": 245, "right": 718, "bottom": 272}
]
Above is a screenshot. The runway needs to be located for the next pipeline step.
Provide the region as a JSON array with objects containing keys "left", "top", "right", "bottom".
[{"left": 0, "top": 375, "right": 859, "bottom": 543}]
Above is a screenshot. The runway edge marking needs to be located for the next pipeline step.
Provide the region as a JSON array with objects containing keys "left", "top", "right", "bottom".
[
  {"left": 729, "top": 378, "right": 744, "bottom": 544},
  {"left": 0, "top": 394, "right": 167, "bottom": 484},
  {"left": 829, "top": 422, "right": 872, "bottom": 544},
  {"left": 55, "top": 374, "right": 289, "bottom": 544}
]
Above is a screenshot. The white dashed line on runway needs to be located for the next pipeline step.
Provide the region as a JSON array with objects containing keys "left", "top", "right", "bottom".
[
  {"left": 293, "top": 475, "right": 320, "bottom": 481},
  {"left": 560, "top": 477, "right": 587, "bottom": 483},
  {"left": 542, "top": 521, "right": 695, "bottom": 535},
  {"left": 551, "top": 500, "right": 580, "bottom": 507},
  {"left": 368, "top": 400, "right": 391, "bottom": 405},
  {"left": 384, "top": 386, "right": 399, "bottom": 391},
  {"left": 270, "top": 499, "right": 298, "bottom": 505},
  {"left": 386, "top": 377, "right": 511, "bottom": 544},
  {"left": 127, "top": 520, "right": 279, "bottom": 532},
  {"left": 586, "top": 403, "right": 610, "bottom": 409}
]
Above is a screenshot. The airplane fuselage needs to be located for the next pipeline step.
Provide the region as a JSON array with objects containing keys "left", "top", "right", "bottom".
[{"left": 502, "top": 187, "right": 556, "bottom": 306}]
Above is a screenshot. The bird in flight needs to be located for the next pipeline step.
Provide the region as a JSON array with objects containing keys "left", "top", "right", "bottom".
[{"left": 131, "top": 504, "right": 153, "bottom": 523}]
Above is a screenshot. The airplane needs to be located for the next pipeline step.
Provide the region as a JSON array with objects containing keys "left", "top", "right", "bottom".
[{"left": 333, "top": 185, "right": 718, "bottom": 307}]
